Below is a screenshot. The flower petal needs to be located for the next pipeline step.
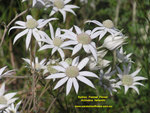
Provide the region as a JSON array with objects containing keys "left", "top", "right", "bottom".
[
  {"left": 26, "top": 29, "right": 32, "bottom": 50},
  {"left": 72, "top": 44, "right": 82, "bottom": 56},
  {"left": 72, "top": 56, "right": 79, "bottom": 66},
  {"left": 46, "top": 73, "right": 66, "bottom": 79},
  {"left": 66, "top": 78, "right": 73, "bottom": 95},
  {"left": 54, "top": 77, "right": 68, "bottom": 90},
  {"left": 79, "top": 71, "right": 98, "bottom": 78},
  {"left": 72, "top": 78, "right": 79, "bottom": 94},
  {"left": 77, "top": 57, "right": 89, "bottom": 70},
  {"left": 52, "top": 66, "right": 65, "bottom": 72}
]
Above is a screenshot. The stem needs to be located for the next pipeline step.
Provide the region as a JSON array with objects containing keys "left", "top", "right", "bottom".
[{"left": 113, "top": 50, "right": 117, "bottom": 69}]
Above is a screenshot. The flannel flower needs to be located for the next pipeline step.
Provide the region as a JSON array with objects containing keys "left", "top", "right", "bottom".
[
  {"left": 0, "top": 83, "right": 18, "bottom": 111},
  {"left": 86, "top": 19, "right": 122, "bottom": 40},
  {"left": 60, "top": 25, "right": 98, "bottom": 60},
  {"left": 0, "top": 66, "right": 14, "bottom": 79},
  {"left": 9, "top": 15, "right": 57, "bottom": 50},
  {"left": 99, "top": 68, "right": 120, "bottom": 95},
  {"left": 23, "top": 57, "right": 46, "bottom": 71},
  {"left": 45, "top": 0, "right": 79, "bottom": 22},
  {"left": 102, "top": 33, "right": 127, "bottom": 51},
  {"left": 117, "top": 63, "right": 147, "bottom": 94},
  {"left": 4, "top": 101, "right": 21, "bottom": 113},
  {"left": 46, "top": 56, "right": 99, "bottom": 95},
  {"left": 22, "top": 0, "right": 45, "bottom": 7},
  {"left": 116, "top": 47, "right": 133, "bottom": 63},
  {"left": 39, "top": 23, "right": 72, "bottom": 60},
  {"left": 88, "top": 50, "right": 110, "bottom": 70}
]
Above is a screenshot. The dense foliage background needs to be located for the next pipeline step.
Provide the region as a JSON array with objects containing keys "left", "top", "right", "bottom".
[{"left": 0, "top": 0, "right": 150, "bottom": 113}]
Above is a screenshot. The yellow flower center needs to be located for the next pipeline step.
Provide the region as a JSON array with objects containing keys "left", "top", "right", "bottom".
[
  {"left": 54, "top": 0, "right": 64, "bottom": 9},
  {"left": 65, "top": 66, "right": 79, "bottom": 78},
  {"left": 0, "top": 96, "right": 7, "bottom": 104},
  {"left": 53, "top": 37, "right": 63, "bottom": 47},
  {"left": 35, "top": 63, "right": 41, "bottom": 70},
  {"left": 102, "top": 19, "right": 114, "bottom": 29},
  {"left": 26, "top": 18, "right": 38, "bottom": 29},
  {"left": 122, "top": 75, "right": 133, "bottom": 86},
  {"left": 77, "top": 33, "right": 91, "bottom": 45}
]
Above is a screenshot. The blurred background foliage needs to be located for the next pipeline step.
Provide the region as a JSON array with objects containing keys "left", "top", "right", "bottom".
[{"left": 0, "top": 0, "right": 150, "bottom": 113}]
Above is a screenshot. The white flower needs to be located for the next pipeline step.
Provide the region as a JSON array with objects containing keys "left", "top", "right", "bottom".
[
  {"left": 46, "top": 56, "right": 99, "bottom": 95},
  {"left": 22, "top": 0, "right": 45, "bottom": 7},
  {"left": 0, "top": 83, "right": 18, "bottom": 110},
  {"left": 116, "top": 47, "right": 133, "bottom": 63},
  {"left": 86, "top": 19, "right": 122, "bottom": 40},
  {"left": 0, "top": 66, "right": 15, "bottom": 79},
  {"left": 23, "top": 57, "right": 46, "bottom": 71},
  {"left": 46, "top": 0, "right": 79, "bottom": 22},
  {"left": 99, "top": 68, "right": 120, "bottom": 95},
  {"left": 88, "top": 50, "right": 110, "bottom": 70},
  {"left": 39, "top": 23, "right": 72, "bottom": 60},
  {"left": 9, "top": 15, "right": 57, "bottom": 50},
  {"left": 60, "top": 25, "right": 98, "bottom": 60},
  {"left": 43, "top": 58, "right": 60, "bottom": 75},
  {"left": 117, "top": 63, "right": 147, "bottom": 94},
  {"left": 102, "top": 33, "right": 127, "bottom": 50},
  {"left": 4, "top": 101, "right": 21, "bottom": 113}
]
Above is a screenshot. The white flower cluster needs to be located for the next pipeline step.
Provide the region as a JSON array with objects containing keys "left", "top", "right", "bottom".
[{"left": 0, "top": 0, "right": 147, "bottom": 112}]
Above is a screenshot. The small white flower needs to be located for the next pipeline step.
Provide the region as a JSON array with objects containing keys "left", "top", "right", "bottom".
[
  {"left": 116, "top": 47, "right": 133, "bottom": 63},
  {"left": 117, "top": 63, "right": 147, "bottom": 94},
  {"left": 86, "top": 19, "right": 122, "bottom": 40},
  {"left": 45, "top": 0, "right": 79, "bottom": 22},
  {"left": 60, "top": 25, "right": 98, "bottom": 60},
  {"left": 102, "top": 33, "right": 127, "bottom": 51},
  {"left": 0, "top": 83, "right": 18, "bottom": 110},
  {"left": 4, "top": 101, "right": 21, "bottom": 113},
  {"left": 46, "top": 56, "right": 98, "bottom": 95},
  {"left": 0, "top": 66, "right": 15, "bottom": 79},
  {"left": 99, "top": 68, "right": 120, "bottom": 95},
  {"left": 39, "top": 23, "right": 72, "bottom": 60},
  {"left": 9, "top": 15, "right": 57, "bottom": 50},
  {"left": 22, "top": 0, "right": 45, "bottom": 7},
  {"left": 23, "top": 57, "right": 46, "bottom": 71},
  {"left": 88, "top": 50, "right": 110, "bottom": 70}
]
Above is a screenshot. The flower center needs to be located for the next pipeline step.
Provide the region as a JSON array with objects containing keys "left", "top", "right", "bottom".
[
  {"left": 54, "top": 0, "right": 64, "bottom": 9},
  {"left": 53, "top": 37, "right": 63, "bottom": 47},
  {"left": 122, "top": 75, "right": 133, "bottom": 86},
  {"left": 26, "top": 18, "right": 38, "bottom": 29},
  {"left": 65, "top": 66, "right": 79, "bottom": 78},
  {"left": 47, "top": 65, "right": 58, "bottom": 74},
  {"left": 0, "top": 96, "right": 7, "bottom": 104},
  {"left": 77, "top": 33, "right": 91, "bottom": 45},
  {"left": 102, "top": 19, "right": 114, "bottom": 29}
]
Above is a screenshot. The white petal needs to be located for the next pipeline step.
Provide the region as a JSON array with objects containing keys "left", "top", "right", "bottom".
[
  {"left": 59, "top": 61, "right": 69, "bottom": 68},
  {"left": 59, "top": 10, "right": 66, "bottom": 23},
  {"left": 91, "top": 31, "right": 101, "bottom": 39},
  {"left": 9, "top": 26, "right": 26, "bottom": 33},
  {"left": 15, "top": 21, "right": 25, "bottom": 27},
  {"left": 52, "top": 66, "right": 65, "bottom": 72},
  {"left": 0, "top": 66, "right": 7, "bottom": 75},
  {"left": 131, "top": 69, "right": 141, "bottom": 77},
  {"left": 77, "top": 57, "right": 89, "bottom": 70},
  {"left": 99, "top": 30, "right": 107, "bottom": 40},
  {"left": 117, "top": 66, "right": 123, "bottom": 75},
  {"left": 26, "top": 29, "right": 32, "bottom": 50},
  {"left": 124, "top": 85, "right": 129, "bottom": 94},
  {"left": 46, "top": 73, "right": 66, "bottom": 79},
  {"left": 39, "top": 44, "right": 53, "bottom": 51},
  {"left": 64, "top": 0, "right": 71, "bottom": 4},
  {"left": 72, "top": 56, "right": 79, "bottom": 66},
  {"left": 54, "top": 77, "right": 68, "bottom": 90},
  {"left": 51, "top": 47, "right": 58, "bottom": 55},
  {"left": 64, "top": 5, "right": 79, "bottom": 9},
  {"left": 88, "top": 44, "right": 97, "bottom": 61},
  {"left": 133, "top": 76, "right": 147, "bottom": 82},
  {"left": 4, "top": 92, "right": 17, "bottom": 100},
  {"left": 72, "top": 78, "right": 79, "bottom": 94},
  {"left": 37, "top": 18, "right": 57, "bottom": 28},
  {"left": 72, "top": 44, "right": 82, "bottom": 56},
  {"left": 77, "top": 76, "right": 95, "bottom": 88},
  {"left": 83, "top": 45, "right": 90, "bottom": 53},
  {"left": 74, "top": 25, "right": 82, "bottom": 34},
  {"left": 66, "top": 78, "right": 73, "bottom": 95},
  {"left": 130, "top": 86, "right": 139, "bottom": 94},
  {"left": 13, "top": 29, "right": 28, "bottom": 44},
  {"left": 0, "top": 83, "right": 5, "bottom": 96},
  {"left": 86, "top": 20, "right": 103, "bottom": 26},
  {"left": 26, "top": 15, "right": 33, "bottom": 20},
  {"left": 63, "top": 8, "right": 76, "bottom": 15},
  {"left": 58, "top": 48, "right": 65, "bottom": 60},
  {"left": 60, "top": 40, "right": 78, "bottom": 47},
  {"left": 33, "top": 29, "right": 41, "bottom": 42},
  {"left": 79, "top": 71, "right": 98, "bottom": 78},
  {"left": 55, "top": 28, "right": 61, "bottom": 37},
  {"left": 50, "top": 8, "right": 57, "bottom": 16},
  {"left": 133, "top": 82, "right": 144, "bottom": 86},
  {"left": 49, "top": 23, "right": 54, "bottom": 39}
]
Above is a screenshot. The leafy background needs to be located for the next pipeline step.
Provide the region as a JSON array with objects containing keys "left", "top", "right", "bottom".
[{"left": 0, "top": 0, "right": 150, "bottom": 113}]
